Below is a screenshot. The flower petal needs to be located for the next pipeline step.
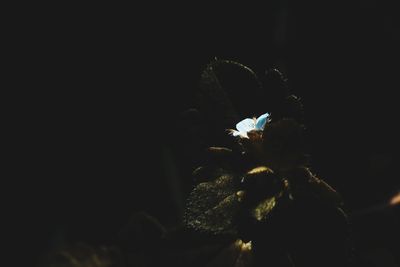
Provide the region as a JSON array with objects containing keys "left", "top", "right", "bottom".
[
  {"left": 231, "top": 130, "right": 241, "bottom": 136},
  {"left": 236, "top": 118, "right": 256, "bottom": 133},
  {"left": 255, "top": 112, "right": 270, "bottom": 130},
  {"left": 230, "top": 130, "right": 249, "bottom": 138}
]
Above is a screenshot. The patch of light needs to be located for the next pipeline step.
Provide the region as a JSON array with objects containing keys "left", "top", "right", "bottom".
[{"left": 390, "top": 192, "right": 400, "bottom": 206}]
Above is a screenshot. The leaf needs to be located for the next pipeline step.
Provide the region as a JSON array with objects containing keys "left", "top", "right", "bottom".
[
  {"left": 261, "top": 118, "right": 307, "bottom": 171},
  {"left": 196, "top": 59, "right": 263, "bottom": 138},
  {"left": 251, "top": 197, "right": 277, "bottom": 222},
  {"left": 184, "top": 173, "right": 241, "bottom": 235}
]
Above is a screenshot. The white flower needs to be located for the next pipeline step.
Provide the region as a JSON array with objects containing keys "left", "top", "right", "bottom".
[{"left": 229, "top": 112, "right": 270, "bottom": 138}]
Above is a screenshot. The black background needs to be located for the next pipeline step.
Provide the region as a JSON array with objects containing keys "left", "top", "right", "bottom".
[{"left": 13, "top": 1, "right": 399, "bottom": 265}]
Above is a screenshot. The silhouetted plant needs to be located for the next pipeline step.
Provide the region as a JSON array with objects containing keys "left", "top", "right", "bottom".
[{"left": 45, "top": 59, "right": 351, "bottom": 267}]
